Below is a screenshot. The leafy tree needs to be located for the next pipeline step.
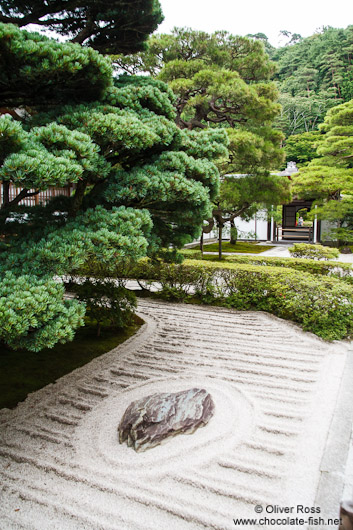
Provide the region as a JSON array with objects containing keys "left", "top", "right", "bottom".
[
  {"left": 246, "top": 33, "right": 275, "bottom": 57},
  {"left": 283, "top": 131, "right": 322, "bottom": 166},
  {"left": 200, "top": 126, "right": 290, "bottom": 258},
  {"left": 113, "top": 28, "right": 288, "bottom": 257},
  {"left": 113, "top": 28, "right": 279, "bottom": 131},
  {"left": 275, "top": 90, "right": 338, "bottom": 137},
  {"left": 279, "top": 30, "right": 303, "bottom": 46},
  {"left": 341, "top": 71, "right": 353, "bottom": 102},
  {"left": 293, "top": 99, "right": 353, "bottom": 242},
  {"left": 0, "top": 23, "right": 228, "bottom": 351},
  {"left": 211, "top": 172, "right": 291, "bottom": 258},
  {"left": 112, "top": 27, "right": 275, "bottom": 79},
  {"left": 0, "top": 0, "right": 163, "bottom": 53},
  {"left": 159, "top": 63, "right": 280, "bottom": 131}
]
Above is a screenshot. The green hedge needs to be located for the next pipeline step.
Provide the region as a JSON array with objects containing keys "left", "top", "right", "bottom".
[
  {"left": 288, "top": 243, "right": 340, "bottom": 260},
  {"left": 129, "top": 259, "right": 353, "bottom": 341},
  {"left": 181, "top": 249, "right": 353, "bottom": 284}
]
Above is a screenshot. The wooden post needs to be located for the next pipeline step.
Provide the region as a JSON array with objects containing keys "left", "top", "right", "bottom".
[
  {"left": 313, "top": 205, "right": 318, "bottom": 243},
  {"left": 270, "top": 212, "right": 274, "bottom": 242}
]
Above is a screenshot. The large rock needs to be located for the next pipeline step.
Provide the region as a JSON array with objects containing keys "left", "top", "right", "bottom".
[{"left": 118, "top": 388, "right": 215, "bottom": 452}]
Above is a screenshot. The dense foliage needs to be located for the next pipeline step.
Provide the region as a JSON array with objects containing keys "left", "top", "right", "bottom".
[
  {"left": 282, "top": 131, "right": 321, "bottom": 166},
  {"left": 0, "top": 23, "right": 113, "bottom": 108},
  {"left": 0, "top": 0, "right": 163, "bottom": 54},
  {"left": 272, "top": 26, "right": 353, "bottom": 136},
  {"left": 0, "top": 24, "right": 228, "bottom": 351}
]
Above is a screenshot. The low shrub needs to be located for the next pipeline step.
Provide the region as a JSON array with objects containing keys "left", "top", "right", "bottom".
[
  {"left": 288, "top": 243, "right": 339, "bottom": 261},
  {"left": 129, "top": 259, "right": 353, "bottom": 341},
  {"left": 181, "top": 249, "right": 353, "bottom": 284}
]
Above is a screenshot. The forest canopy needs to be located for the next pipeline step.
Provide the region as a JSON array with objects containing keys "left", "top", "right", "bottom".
[{"left": 272, "top": 25, "right": 353, "bottom": 136}]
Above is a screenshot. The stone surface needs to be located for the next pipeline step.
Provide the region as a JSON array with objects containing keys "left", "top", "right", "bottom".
[
  {"left": 118, "top": 387, "right": 215, "bottom": 452},
  {"left": 341, "top": 247, "right": 352, "bottom": 254}
]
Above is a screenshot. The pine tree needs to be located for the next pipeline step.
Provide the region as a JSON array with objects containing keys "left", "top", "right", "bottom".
[
  {"left": 0, "top": 0, "right": 163, "bottom": 54},
  {"left": 113, "top": 28, "right": 289, "bottom": 257},
  {"left": 0, "top": 24, "right": 228, "bottom": 351},
  {"left": 293, "top": 99, "right": 353, "bottom": 242}
]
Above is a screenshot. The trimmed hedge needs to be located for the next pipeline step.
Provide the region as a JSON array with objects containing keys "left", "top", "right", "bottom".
[
  {"left": 181, "top": 249, "right": 353, "bottom": 284},
  {"left": 288, "top": 243, "right": 340, "bottom": 260},
  {"left": 129, "top": 259, "right": 353, "bottom": 341}
]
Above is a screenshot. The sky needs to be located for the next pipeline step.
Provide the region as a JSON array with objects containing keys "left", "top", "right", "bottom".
[{"left": 157, "top": 0, "right": 353, "bottom": 47}]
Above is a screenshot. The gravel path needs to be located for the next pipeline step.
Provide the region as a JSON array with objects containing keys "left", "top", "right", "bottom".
[{"left": 0, "top": 299, "right": 350, "bottom": 529}]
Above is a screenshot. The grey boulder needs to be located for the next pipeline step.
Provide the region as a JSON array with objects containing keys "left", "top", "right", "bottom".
[{"left": 118, "top": 387, "right": 215, "bottom": 452}]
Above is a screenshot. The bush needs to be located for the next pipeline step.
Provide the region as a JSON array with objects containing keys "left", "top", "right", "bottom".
[
  {"left": 181, "top": 249, "right": 353, "bottom": 284},
  {"left": 288, "top": 243, "right": 339, "bottom": 260},
  {"left": 128, "top": 259, "right": 353, "bottom": 341}
]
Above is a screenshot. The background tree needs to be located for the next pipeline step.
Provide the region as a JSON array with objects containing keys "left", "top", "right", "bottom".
[
  {"left": 293, "top": 99, "right": 353, "bottom": 242},
  {"left": 272, "top": 26, "right": 353, "bottom": 135},
  {"left": 0, "top": 23, "right": 228, "bottom": 351},
  {"left": 275, "top": 93, "right": 334, "bottom": 137},
  {"left": 112, "top": 27, "right": 275, "bottom": 79},
  {"left": 114, "top": 28, "right": 289, "bottom": 257},
  {"left": 246, "top": 33, "right": 275, "bottom": 57},
  {"left": 113, "top": 28, "right": 278, "bottom": 130},
  {"left": 0, "top": 0, "right": 163, "bottom": 53},
  {"left": 203, "top": 127, "right": 290, "bottom": 258},
  {"left": 283, "top": 131, "right": 322, "bottom": 166}
]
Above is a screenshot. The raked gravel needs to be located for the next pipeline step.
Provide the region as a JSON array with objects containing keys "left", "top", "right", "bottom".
[{"left": 0, "top": 299, "right": 350, "bottom": 530}]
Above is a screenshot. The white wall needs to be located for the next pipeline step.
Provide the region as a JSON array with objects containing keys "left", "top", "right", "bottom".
[{"left": 222, "top": 211, "right": 268, "bottom": 240}]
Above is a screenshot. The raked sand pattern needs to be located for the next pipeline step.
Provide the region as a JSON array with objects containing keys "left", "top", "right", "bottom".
[{"left": 0, "top": 299, "right": 349, "bottom": 529}]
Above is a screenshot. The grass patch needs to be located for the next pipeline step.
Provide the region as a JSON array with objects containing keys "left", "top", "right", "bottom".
[
  {"left": 190, "top": 241, "right": 274, "bottom": 254},
  {"left": 0, "top": 316, "right": 143, "bottom": 410}
]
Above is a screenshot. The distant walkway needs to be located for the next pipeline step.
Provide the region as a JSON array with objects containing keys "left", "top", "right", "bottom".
[{"left": 1, "top": 299, "right": 352, "bottom": 529}]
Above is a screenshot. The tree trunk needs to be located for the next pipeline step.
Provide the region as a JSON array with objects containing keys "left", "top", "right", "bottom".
[
  {"left": 218, "top": 223, "right": 223, "bottom": 260},
  {"left": 230, "top": 219, "right": 237, "bottom": 245},
  {"left": 70, "top": 180, "right": 87, "bottom": 217},
  {"left": 200, "top": 231, "right": 204, "bottom": 255},
  {"left": 2, "top": 181, "right": 10, "bottom": 205}
]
